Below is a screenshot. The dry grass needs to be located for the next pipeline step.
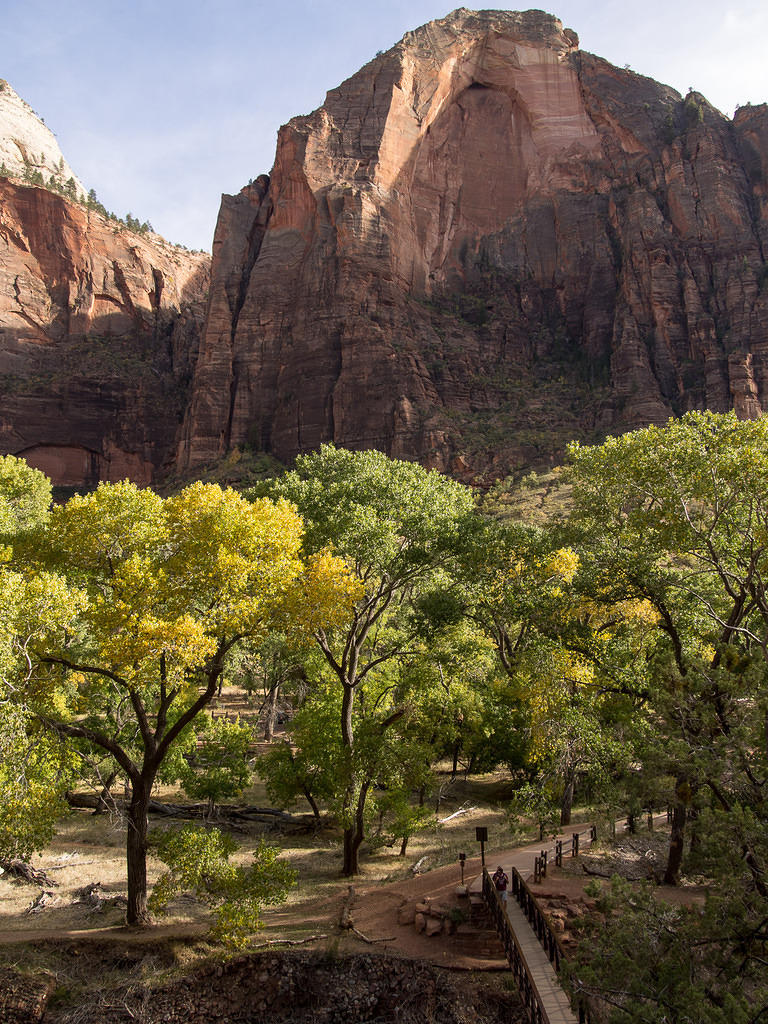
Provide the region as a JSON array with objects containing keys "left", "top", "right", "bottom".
[
  {"left": 0, "top": 684, "right": 528, "bottom": 939},
  {"left": 0, "top": 767, "right": 515, "bottom": 939}
]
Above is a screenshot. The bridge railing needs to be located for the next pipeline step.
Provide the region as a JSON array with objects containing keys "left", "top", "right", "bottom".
[
  {"left": 482, "top": 867, "right": 554, "bottom": 1024},
  {"left": 485, "top": 824, "right": 599, "bottom": 1023}
]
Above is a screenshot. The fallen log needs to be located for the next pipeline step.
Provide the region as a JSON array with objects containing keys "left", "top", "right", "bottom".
[
  {"left": 65, "top": 793, "right": 315, "bottom": 827},
  {"left": 438, "top": 805, "right": 476, "bottom": 823},
  {"left": 252, "top": 934, "right": 328, "bottom": 948},
  {"left": 350, "top": 928, "right": 395, "bottom": 944},
  {"left": 25, "top": 890, "right": 59, "bottom": 914},
  {"left": 72, "top": 882, "right": 104, "bottom": 911},
  {"left": 0, "top": 859, "right": 59, "bottom": 887}
]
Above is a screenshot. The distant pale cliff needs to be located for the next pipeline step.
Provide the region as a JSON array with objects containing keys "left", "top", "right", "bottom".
[
  {"left": 178, "top": 9, "right": 768, "bottom": 481},
  {"left": 0, "top": 80, "right": 86, "bottom": 197}
]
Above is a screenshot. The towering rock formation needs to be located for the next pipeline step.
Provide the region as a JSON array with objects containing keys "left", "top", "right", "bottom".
[
  {"left": 2, "top": 11, "right": 767, "bottom": 487},
  {"left": 180, "top": 9, "right": 768, "bottom": 480},
  {"left": 0, "top": 85, "right": 209, "bottom": 486},
  {"left": 0, "top": 80, "right": 85, "bottom": 197}
]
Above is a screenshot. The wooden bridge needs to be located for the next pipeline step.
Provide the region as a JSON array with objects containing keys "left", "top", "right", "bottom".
[{"left": 472, "top": 814, "right": 671, "bottom": 1023}]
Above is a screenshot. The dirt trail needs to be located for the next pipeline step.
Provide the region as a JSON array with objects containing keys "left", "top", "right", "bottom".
[{"left": 0, "top": 835, "right": 551, "bottom": 969}]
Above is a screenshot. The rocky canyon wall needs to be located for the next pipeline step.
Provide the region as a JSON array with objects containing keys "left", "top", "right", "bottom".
[
  {"left": 2, "top": 10, "right": 767, "bottom": 488},
  {"left": 179, "top": 8, "right": 768, "bottom": 481},
  {"left": 0, "top": 179, "right": 209, "bottom": 485}
]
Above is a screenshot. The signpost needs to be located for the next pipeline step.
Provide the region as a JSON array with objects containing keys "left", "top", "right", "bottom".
[{"left": 475, "top": 826, "right": 488, "bottom": 867}]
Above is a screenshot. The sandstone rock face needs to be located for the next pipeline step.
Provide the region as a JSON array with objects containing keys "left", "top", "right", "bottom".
[
  {"left": 0, "top": 179, "right": 209, "bottom": 485},
  {"left": 180, "top": 8, "right": 768, "bottom": 480},
  {"left": 0, "top": 80, "right": 86, "bottom": 196}
]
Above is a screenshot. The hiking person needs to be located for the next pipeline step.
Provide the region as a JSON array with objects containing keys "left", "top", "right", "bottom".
[{"left": 492, "top": 865, "right": 509, "bottom": 903}]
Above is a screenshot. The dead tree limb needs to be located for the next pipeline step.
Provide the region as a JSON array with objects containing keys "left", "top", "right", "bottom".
[
  {"left": 251, "top": 934, "right": 328, "bottom": 948},
  {"left": 339, "top": 885, "right": 356, "bottom": 930},
  {"left": 350, "top": 928, "right": 395, "bottom": 944},
  {"left": 0, "top": 859, "right": 59, "bottom": 887}
]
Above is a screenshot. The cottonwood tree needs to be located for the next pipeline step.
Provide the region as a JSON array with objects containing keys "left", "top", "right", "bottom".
[
  {"left": 0, "top": 456, "right": 77, "bottom": 861},
  {"left": 568, "top": 411, "right": 768, "bottom": 885},
  {"left": 24, "top": 480, "right": 354, "bottom": 925},
  {"left": 170, "top": 713, "right": 255, "bottom": 817},
  {"left": 462, "top": 518, "right": 603, "bottom": 822},
  {"left": 503, "top": 414, "right": 768, "bottom": 1019},
  {"left": 258, "top": 445, "right": 476, "bottom": 874}
]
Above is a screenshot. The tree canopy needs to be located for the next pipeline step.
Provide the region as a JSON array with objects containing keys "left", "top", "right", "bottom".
[
  {"left": 258, "top": 444, "right": 476, "bottom": 873},
  {"left": 17, "top": 479, "right": 354, "bottom": 924}
]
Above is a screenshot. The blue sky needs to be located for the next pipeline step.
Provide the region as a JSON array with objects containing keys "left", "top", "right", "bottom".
[{"left": 5, "top": 0, "right": 766, "bottom": 251}]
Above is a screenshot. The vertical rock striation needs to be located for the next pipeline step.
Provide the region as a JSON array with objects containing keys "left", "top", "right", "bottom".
[
  {"left": 0, "top": 179, "right": 209, "bottom": 485},
  {"left": 180, "top": 8, "right": 768, "bottom": 480}
]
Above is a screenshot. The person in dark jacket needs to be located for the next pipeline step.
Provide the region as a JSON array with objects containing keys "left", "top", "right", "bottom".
[{"left": 492, "top": 865, "right": 509, "bottom": 903}]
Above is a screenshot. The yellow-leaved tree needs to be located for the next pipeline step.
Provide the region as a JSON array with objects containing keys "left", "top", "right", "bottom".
[
  {"left": 0, "top": 455, "right": 81, "bottom": 863},
  {"left": 27, "top": 479, "right": 355, "bottom": 926}
]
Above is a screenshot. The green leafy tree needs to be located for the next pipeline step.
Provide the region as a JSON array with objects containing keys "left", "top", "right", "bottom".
[
  {"left": 0, "top": 457, "right": 76, "bottom": 860},
  {"left": 461, "top": 516, "right": 612, "bottom": 822},
  {"left": 149, "top": 825, "right": 296, "bottom": 947},
  {"left": 562, "top": 411, "right": 768, "bottom": 1017},
  {"left": 567, "top": 875, "right": 766, "bottom": 1023},
  {"left": 258, "top": 445, "right": 476, "bottom": 874},
  {"left": 0, "top": 454, "right": 52, "bottom": 540},
  {"left": 172, "top": 713, "right": 254, "bottom": 816},
  {"left": 568, "top": 411, "right": 768, "bottom": 881},
  {"left": 258, "top": 680, "right": 342, "bottom": 817}
]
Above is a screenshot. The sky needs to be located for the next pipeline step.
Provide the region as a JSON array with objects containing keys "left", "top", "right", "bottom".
[{"left": 4, "top": 0, "right": 767, "bottom": 252}]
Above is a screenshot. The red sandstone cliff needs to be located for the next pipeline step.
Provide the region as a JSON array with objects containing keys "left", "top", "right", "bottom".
[
  {"left": 179, "top": 9, "right": 768, "bottom": 481},
  {"left": 0, "top": 179, "right": 209, "bottom": 485}
]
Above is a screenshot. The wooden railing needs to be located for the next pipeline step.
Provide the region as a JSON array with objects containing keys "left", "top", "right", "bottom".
[
  {"left": 511, "top": 817, "right": 667, "bottom": 1024},
  {"left": 484, "top": 825, "right": 598, "bottom": 1024},
  {"left": 482, "top": 867, "right": 553, "bottom": 1024},
  {"left": 533, "top": 826, "right": 597, "bottom": 883},
  {"left": 512, "top": 865, "right": 594, "bottom": 1023}
]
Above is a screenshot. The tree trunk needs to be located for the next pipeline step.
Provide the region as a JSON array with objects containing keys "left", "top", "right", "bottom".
[
  {"left": 264, "top": 682, "right": 280, "bottom": 741},
  {"left": 664, "top": 785, "right": 688, "bottom": 885},
  {"left": 342, "top": 779, "right": 370, "bottom": 876},
  {"left": 342, "top": 824, "right": 364, "bottom": 876},
  {"left": 451, "top": 740, "right": 460, "bottom": 780},
  {"left": 560, "top": 771, "right": 575, "bottom": 826},
  {"left": 399, "top": 834, "right": 409, "bottom": 857},
  {"left": 302, "top": 785, "right": 320, "bottom": 819},
  {"left": 125, "top": 779, "right": 153, "bottom": 926}
]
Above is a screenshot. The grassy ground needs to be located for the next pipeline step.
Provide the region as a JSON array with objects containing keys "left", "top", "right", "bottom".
[{"left": 0, "top": 767, "right": 522, "bottom": 937}]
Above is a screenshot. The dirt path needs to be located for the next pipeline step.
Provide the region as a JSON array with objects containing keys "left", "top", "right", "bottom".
[{"left": 0, "top": 833, "right": 555, "bottom": 970}]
